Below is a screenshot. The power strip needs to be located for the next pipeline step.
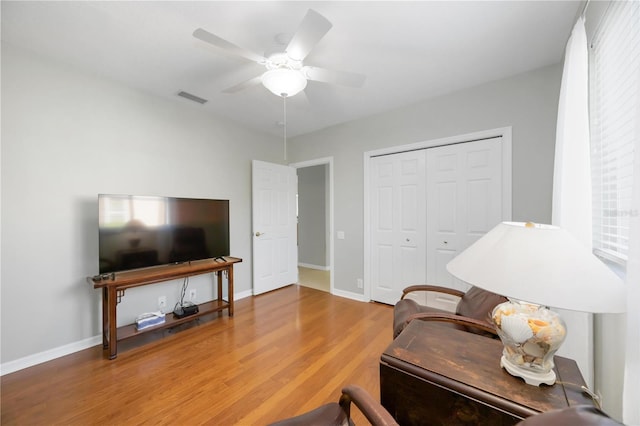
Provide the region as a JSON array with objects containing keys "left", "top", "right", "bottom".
[{"left": 173, "top": 303, "right": 199, "bottom": 318}]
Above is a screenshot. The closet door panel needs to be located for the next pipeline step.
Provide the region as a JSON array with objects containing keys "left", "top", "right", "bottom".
[
  {"left": 371, "top": 151, "right": 426, "bottom": 305},
  {"left": 427, "top": 137, "right": 504, "bottom": 298}
]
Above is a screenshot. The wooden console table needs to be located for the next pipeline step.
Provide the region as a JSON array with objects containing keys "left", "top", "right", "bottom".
[
  {"left": 380, "top": 320, "right": 595, "bottom": 425},
  {"left": 89, "top": 256, "right": 242, "bottom": 359}
]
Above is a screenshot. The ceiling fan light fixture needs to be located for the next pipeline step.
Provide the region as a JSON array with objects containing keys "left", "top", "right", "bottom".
[{"left": 262, "top": 68, "right": 307, "bottom": 97}]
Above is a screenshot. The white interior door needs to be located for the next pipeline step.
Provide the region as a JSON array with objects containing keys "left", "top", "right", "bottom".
[
  {"left": 370, "top": 150, "right": 426, "bottom": 305},
  {"left": 252, "top": 160, "right": 298, "bottom": 295},
  {"left": 425, "top": 137, "right": 503, "bottom": 309}
]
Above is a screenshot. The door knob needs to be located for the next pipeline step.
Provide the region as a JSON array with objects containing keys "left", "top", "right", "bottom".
[{"left": 255, "top": 232, "right": 264, "bottom": 237}]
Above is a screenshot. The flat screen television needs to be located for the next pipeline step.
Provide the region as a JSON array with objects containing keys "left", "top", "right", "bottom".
[{"left": 98, "top": 194, "right": 230, "bottom": 274}]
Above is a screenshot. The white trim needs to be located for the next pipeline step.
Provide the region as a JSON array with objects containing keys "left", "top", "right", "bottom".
[
  {"left": 331, "top": 288, "right": 369, "bottom": 303},
  {"left": 365, "top": 127, "right": 513, "bottom": 158},
  {"left": 501, "top": 127, "right": 514, "bottom": 221},
  {"left": 1, "top": 335, "right": 102, "bottom": 376},
  {"left": 234, "top": 289, "right": 253, "bottom": 301},
  {"left": 298, "top": 263, "right": 330, "bottom": 271},
  {"left": 364, "top": 127, "right": 513, "bottom": 302},
  {"left": 289, "top": 157, "right": 333, "bottom": 169},
  {"left": 290, "top": 157, "right": 335, "bottom": 296},
  {"left": 363, "top": 153, "right": 371, "bottom": 300}
]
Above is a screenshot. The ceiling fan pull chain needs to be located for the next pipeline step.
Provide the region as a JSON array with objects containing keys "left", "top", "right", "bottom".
[{"left": 283, "top": 95, "right": 287, "bottom": 161}]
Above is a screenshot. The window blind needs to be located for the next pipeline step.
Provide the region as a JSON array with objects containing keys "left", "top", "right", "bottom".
[{"left": 589, "top": 0, "right": 640, "bottom": 265}]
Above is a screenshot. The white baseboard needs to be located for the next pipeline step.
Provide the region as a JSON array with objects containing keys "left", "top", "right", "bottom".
[
  {"left": 1, "top": 291, "right": 255, "bottom": 376},
  {"left": 234, "top": 289, "right": 252, "bottom": 300},
  {"left": 1, "top": 335, "right": 102, "bottom": 376},
  {"left": 331, "top": 288, "right": 368, "bottom": 302},
  {"left": 298, "top": 263, "right": 330, "bottom": 271}
]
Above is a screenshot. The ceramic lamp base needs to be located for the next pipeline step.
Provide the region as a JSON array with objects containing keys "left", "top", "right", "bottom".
[{"left": 500, "top": 355, "right": 556, "bottom": 386}]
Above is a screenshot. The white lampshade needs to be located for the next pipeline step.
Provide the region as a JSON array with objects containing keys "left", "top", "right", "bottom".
[
  {"left": 446, "top": 222, "right": 626, "bottom": 313},
  {"left": 261, "top": 68, "right": 307, "bottom": 97}
]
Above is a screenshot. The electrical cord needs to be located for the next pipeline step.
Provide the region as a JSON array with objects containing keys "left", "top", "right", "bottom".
[
  {"left": 556, "top": 381, "right": 602, "bottom": 409},
  {"left": 173, "top": 277, "right": 190, "bottom": 311}
]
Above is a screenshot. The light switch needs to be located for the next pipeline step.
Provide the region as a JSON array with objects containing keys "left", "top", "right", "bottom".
[{"left": 337, "top": 231, "right": 345, "bottom": 240}]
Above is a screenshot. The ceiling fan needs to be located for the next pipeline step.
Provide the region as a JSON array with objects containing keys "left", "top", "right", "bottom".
[{"left": 193, "top": 9, "right": 366, "bottom": 98}]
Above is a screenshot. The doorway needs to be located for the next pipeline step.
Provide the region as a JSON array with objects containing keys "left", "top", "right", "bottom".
[{"left": 291, "top": 158, "right": 334, "bottom": 293}]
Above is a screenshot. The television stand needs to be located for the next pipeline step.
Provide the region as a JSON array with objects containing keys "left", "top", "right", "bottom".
[{"left": 88, "top": 256, "right": 242, "bottom": 359}]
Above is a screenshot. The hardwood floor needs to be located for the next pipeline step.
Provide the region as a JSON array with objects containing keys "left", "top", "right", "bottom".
[{"left": 1, "top": 285, "right": 393, "bottom": 425}]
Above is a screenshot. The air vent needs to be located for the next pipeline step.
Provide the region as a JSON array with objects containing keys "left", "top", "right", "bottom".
[{"left": 177, "top": 91, "right": 208, "bottom": 104}]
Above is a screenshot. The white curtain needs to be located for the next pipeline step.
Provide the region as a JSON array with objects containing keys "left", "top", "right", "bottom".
[
  {"left": 553, "top": 17, "right": 592, "bottom": 238},
  {"left": 551, "top": 16, "right": 594, "bottom": 387},
  {"left": 623, "top": 77, "right": 640, "bottom": 425}
]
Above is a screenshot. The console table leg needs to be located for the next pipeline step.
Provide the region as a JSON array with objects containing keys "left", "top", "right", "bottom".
[
  {"left": 228, "top": 267, "right": 234, "bottom": 317},
  {"left": 102, "top": 287, "right": 109, "bottom": 349},
  {"left": 107, "top": 287, "right": 118, "bottom": 359}
]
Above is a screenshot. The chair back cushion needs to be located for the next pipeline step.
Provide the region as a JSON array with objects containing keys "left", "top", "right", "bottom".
[
  {"left": 456, "top": 286, "right": 508, "bottom": 333},
  {"left": 267, "top": 403, "right": 348, "bottom": 426}
]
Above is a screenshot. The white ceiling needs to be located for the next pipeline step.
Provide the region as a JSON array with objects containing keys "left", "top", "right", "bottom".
[{"left": 1, "top": 1, "right": 581, "bottom": 137}]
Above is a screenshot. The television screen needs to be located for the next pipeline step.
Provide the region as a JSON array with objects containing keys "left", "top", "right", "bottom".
[{"left": 98, "top": 194, "right": 230, "bottom": 274}]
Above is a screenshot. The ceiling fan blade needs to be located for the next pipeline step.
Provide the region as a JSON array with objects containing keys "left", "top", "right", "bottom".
[
  {"left": 193, "top": 28, "right": 267, "bottom": 64},
  {"left": 286, "top": 9, "right": 332, "bottom": 61},
  {"left": 222, "top": 75, "right": 263, "bottom": 93},
  {"left": 303, "top": 66, "right": 366, "bottom": 88}
]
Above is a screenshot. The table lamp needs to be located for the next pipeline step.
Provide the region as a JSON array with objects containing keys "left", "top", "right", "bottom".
[{"left": 446, "top": 222, "right": 626, "bottom": 386}]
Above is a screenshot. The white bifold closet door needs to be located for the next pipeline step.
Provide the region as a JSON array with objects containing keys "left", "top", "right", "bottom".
[
  {"left": 370, "top": 137, "right": 504, "bottom": 307},
  {"left": 370, "top": 150, "right": 427, "bottom": 305}
]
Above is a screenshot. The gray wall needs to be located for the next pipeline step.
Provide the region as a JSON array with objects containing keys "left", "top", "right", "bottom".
[
  {"left": 288, "top": 63, "right": 562, "bottom": 296},
  {"left": 0, "top": 44, "right": 282, "bottom": 364},
  {"left": 297, "top": 165, "right": 328, "bottom": 268}
]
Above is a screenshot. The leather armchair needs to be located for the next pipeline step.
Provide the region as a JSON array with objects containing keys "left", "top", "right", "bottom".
[
  {"left": 393, "top": 285, "right": 507, "bottom": 338},
  {"left": 268, "top": 384, "right": 399, "bottom": 426}
]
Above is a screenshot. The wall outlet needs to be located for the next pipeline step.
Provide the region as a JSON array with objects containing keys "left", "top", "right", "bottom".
[
  {"left": 357, "top": 278, "right": 363, "bottom": 289},
  {"left": 189, "top": 289, "right": 196, "bottom": 302},
  {"left": 158, "top": 296, "right": 167, "bottom": 310}
]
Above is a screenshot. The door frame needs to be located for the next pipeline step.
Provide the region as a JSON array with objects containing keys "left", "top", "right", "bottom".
[
  {"left": 289, "top": 157, "right": 334, "bottom": 294},
  {"left": 363, "top": 127, "right": 513, "bottom": 301}
]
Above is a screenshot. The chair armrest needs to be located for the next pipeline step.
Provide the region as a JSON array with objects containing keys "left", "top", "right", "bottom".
[
  {"left": 404, "top": 312, "right": 498, "bottom": 336},
  {"left": 339, "top": 385, "right": 399, "bottom": 426},
  {"left": 401, "top": 285, "right": 466, "bottom": 300}
]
